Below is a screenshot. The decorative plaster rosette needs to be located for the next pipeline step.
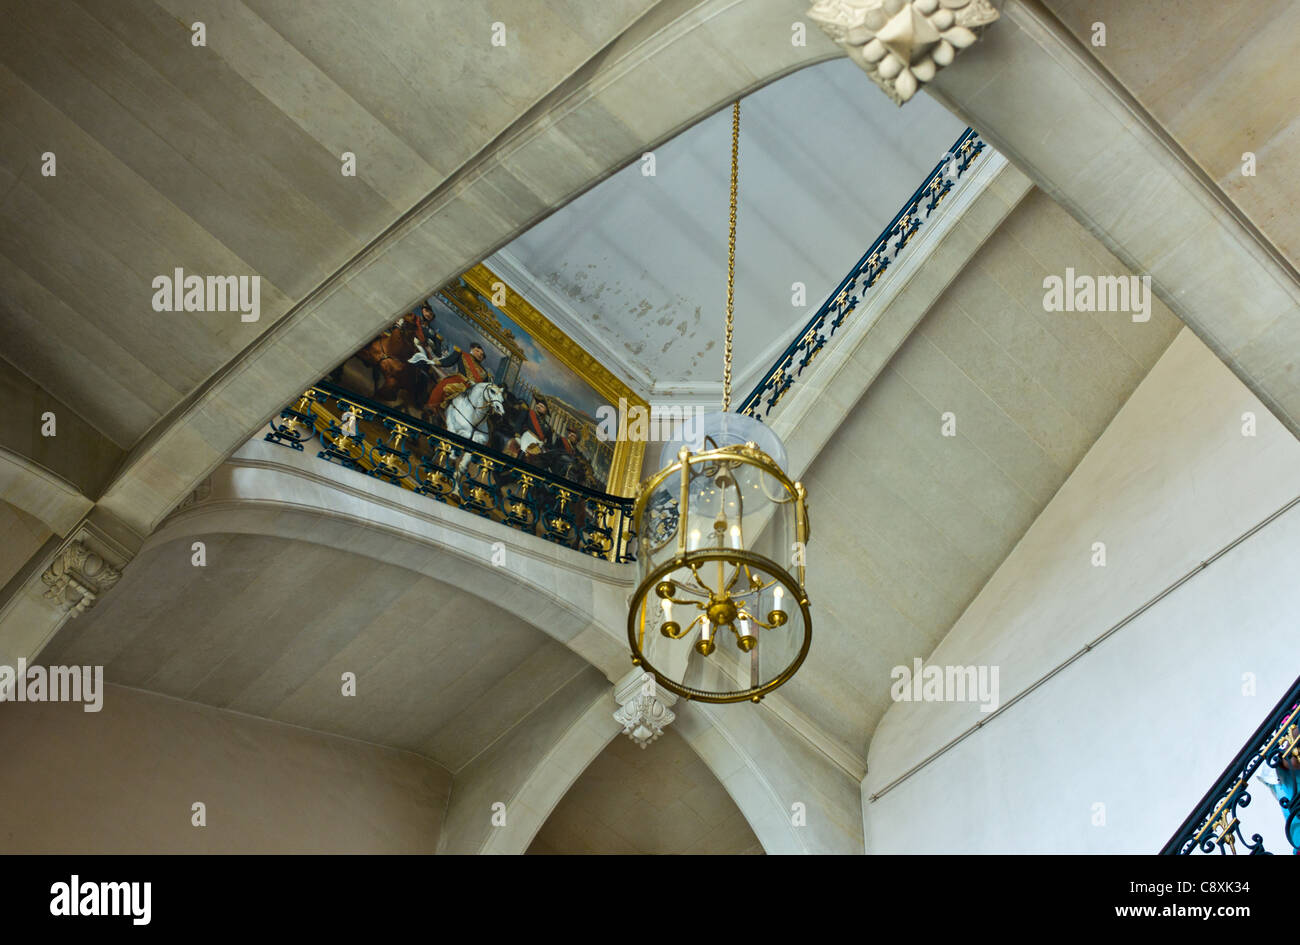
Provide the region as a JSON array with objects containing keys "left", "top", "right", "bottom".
[{"left": 808, "top": 0, "right": 999, "bottom": 104}]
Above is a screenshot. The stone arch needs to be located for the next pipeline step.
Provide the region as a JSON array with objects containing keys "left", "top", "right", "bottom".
[
  {"left": 150, "top": 437, "right": 634, "bottom": 679},
  {"left": 478, "top": 687, "right": 621, "bottom": 855},
  {"left": 491, "top": 696, "right": 865, "bottom": 854},
  {"left": 156, "top": 439, "right": 863, "bottom": 853}
]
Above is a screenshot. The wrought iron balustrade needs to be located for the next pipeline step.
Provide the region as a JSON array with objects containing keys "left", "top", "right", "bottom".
[
  {"left": 738, "top": 127, "right": 988, "bottom": 422},
  {"left": 1163, "top": 673, "right": 1300, "bottom": 855},
  {"left": 264, "top": 381, "right": 635, "bottom": 563}
]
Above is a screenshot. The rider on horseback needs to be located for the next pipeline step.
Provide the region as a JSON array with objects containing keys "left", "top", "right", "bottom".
[
  {"left": 358, "top": 309, "right": 430, "bottom": 405},
  {"left": 425, "top": 343, "right": 490, "bottom": 422},
  {"left": 407, "top": 303, "right": 444, "bottom": 364}
]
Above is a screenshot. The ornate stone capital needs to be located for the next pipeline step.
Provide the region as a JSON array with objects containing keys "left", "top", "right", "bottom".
[
  {"left": 808, "top": 0, "right": 999, "bottom": 104},
  {"left": 613, "top": 669, "right": 677, "bottom": 748},
  {"left": 40, "top": 540, "right": 122, "bottom": 618}
]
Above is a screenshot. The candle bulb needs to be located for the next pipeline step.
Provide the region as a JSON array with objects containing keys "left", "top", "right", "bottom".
[
  {"left": 730, "top": 525, "right": 741, "bottom": 548},
  {"left": 659, "top": 596, "right": 680, "bottom": 639},
  {"left": 695, "top": 616, "right": 715, "bottom": 656},
  {"left": 768, "top": 584, "right": 789, "bottom": 628},
  {"left": 737, "top": 616, "right": 756, "bottom": 652}
]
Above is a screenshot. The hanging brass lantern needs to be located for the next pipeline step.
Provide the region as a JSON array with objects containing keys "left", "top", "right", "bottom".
[{"left": 626, "top": 103, "right": 812, "bottom": 704}]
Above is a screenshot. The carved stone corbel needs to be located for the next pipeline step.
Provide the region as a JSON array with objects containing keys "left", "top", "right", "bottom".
[
  {"left": 613, "top": 669, "right": 677, "bottom": 748},
  {"left": 40, "top": 540, "right": 121, "bottom": 617},
  {"left": 808, "top": 0, "right": 1000, "bottom": 105}
]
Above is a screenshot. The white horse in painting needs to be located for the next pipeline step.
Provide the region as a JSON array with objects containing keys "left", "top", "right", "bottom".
[{"left": 443, "top": 381, "right": 505, "bottom": 479}]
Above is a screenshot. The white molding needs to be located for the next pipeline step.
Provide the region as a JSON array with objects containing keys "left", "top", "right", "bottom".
[
  {"left": 173, "top": 437, "right": 872, "bottom": 778},
  {"left": 490, "top": 247, "right": 822, "bottom": 408},
  {"left": 612, "top": 668, "right": 678, "bottom": 748},
  {"left": 486, "top": 249, "right": 657, "bottom": 398}
]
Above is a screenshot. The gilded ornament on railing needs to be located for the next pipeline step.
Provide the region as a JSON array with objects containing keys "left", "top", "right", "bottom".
[
  {"left": 1164, "top": 677, "right": 1300, "bottom": 855},
  {"left": 265, "top": 383, "right": 635, "bottom": 563}
]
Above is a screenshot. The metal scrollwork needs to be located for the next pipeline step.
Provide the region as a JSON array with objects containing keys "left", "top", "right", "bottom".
[
  {"left": 1164, "top": 678, "right": 1300, "bottom": 855},
  {"left": 738, "top": 128, "right": 987, "bottom": 422},
  {"left": 641, "top": 488, "right": 680, "bottom": 552},
  {"left": 265, "top": 381, "right": 635, "bottom": 563},
  {"left": 264, "top": 392, "right": 317, "bottom": 451}
]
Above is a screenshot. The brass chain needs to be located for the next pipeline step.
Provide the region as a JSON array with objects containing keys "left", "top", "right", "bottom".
[{"left": 723, "top": 100, "right": 739, "bottom": 413}]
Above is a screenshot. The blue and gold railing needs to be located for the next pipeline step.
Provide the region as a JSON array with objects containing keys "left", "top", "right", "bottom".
[
  {"left": 264, "top": 382, "right": 635, "bottom": 563},
  {"left": 1163, "top": 674, "right": 1300, "bottom": 855},
  {"left": 738, "top": 127, "right": 988, "bottom": 422}
]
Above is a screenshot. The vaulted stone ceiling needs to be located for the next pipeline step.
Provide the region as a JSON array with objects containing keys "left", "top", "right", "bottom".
[
  {"left": 44, "top": 533, "right": 590, "bottom": 772},
  {"left": 1043, "top": 0, "right": 1300, "bottom": 274},
  {"left": 782, "top": 187, "right": 1182, "bottom": 758},
  {"left": 5, "top": 0, "right": 1268, "bottom": 851},
  {"left": 527, "top": 727, "right": 762, "bottom": 854},
  {"left": 19, "top": 18, "right": 1189, "bottom": 774},
  {"left": 493, "top": 58, "right": 966, "bottom": 401},
  {"left": 0, "top": 499, "right": 49, "bottom": 590},
  {"left": 0, "top": 0, "right": 658, "bottom": 448}
]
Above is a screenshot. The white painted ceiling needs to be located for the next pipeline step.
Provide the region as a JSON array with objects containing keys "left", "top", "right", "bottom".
[{"left": 490, "top": 58, "right": 966, "bottom": 403}]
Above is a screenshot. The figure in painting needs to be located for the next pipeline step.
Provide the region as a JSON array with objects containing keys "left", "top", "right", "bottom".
[
  {"left": 523, "top": 397, "right": 557, "bottom": 452},
  {"left": 407, "top": 303, "right": 445, "bottom": 366},
  {"left": 356, "top": 310, "right": 426, "bottom": 406},
  {"left": 490, "top": 396, "right": 596, "bottom": 488},
  {"left": 423, "top": 342, "right": 491, "bottom": 423},
  {"left": 333, "top": 275, "right": 623, "bottom": 494}
]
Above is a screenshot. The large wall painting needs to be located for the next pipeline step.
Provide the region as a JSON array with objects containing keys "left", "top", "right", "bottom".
[{"left": 332, "top": 263, "right": 646, "bottom": 496}]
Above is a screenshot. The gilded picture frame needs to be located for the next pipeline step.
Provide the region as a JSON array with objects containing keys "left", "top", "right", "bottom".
[{"left": 454, "top": 263, "right": 647, "bottom": 498}]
